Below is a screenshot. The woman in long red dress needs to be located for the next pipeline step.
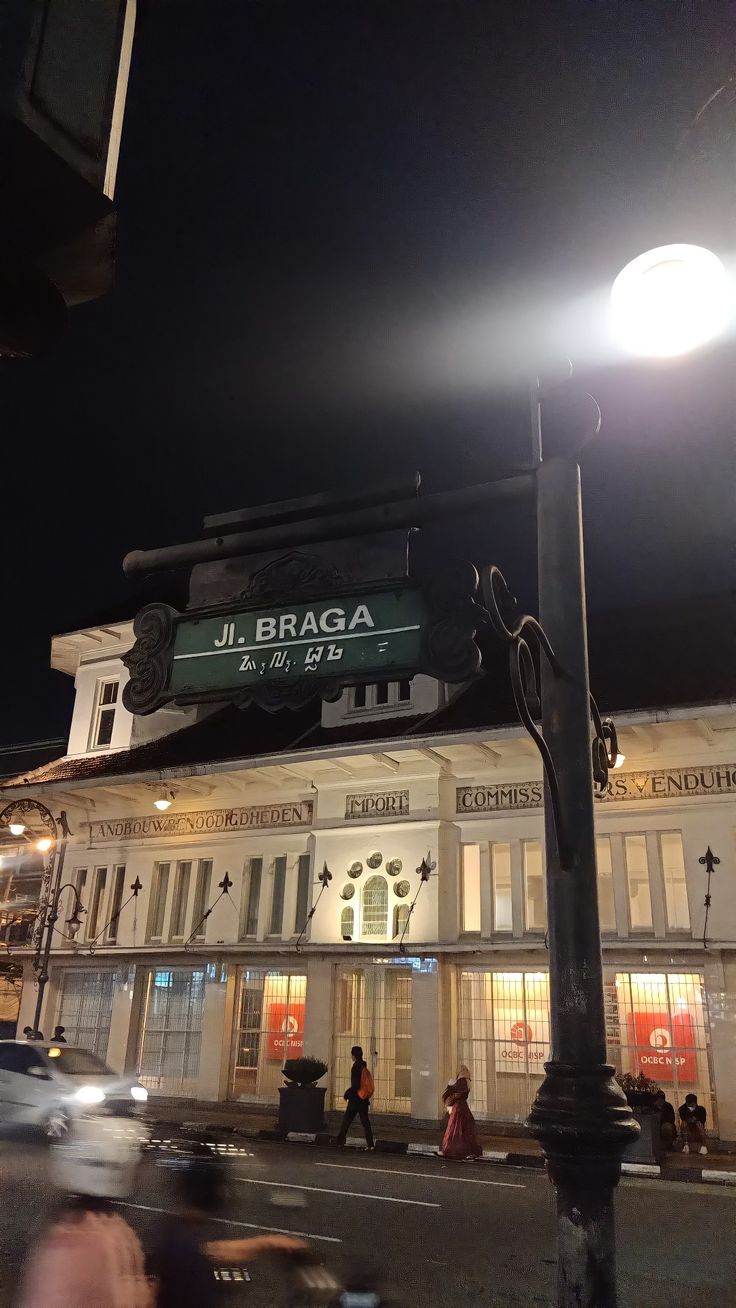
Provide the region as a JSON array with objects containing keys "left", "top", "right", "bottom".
[{"left": 440, "top": 1064, "right": 482, "bottom": 1159}]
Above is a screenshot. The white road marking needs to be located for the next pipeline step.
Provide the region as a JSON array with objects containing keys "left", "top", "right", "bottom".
[
  {"left": 119, "top": 1199, "right": 342, "bottom": 1243},
  {"left": 316, "top": 1162, "right": 525, "bottom": 1189},
  {"left": 234, "top": 1176, "right": 439, "bottom": 1208}
]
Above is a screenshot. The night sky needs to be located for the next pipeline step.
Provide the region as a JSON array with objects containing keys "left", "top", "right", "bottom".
[{"left": 0, "top": 1, "right": 733, "bottom": 745}]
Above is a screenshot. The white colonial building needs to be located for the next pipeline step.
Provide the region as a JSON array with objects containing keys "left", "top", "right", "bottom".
[{"left": 2, "top": 598, "right": 735, "bottom": 1137}]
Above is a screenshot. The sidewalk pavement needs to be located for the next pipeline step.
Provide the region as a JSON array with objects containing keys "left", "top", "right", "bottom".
[{"left": 143, "top": 1098, "right": 736, "bottom": 1187}]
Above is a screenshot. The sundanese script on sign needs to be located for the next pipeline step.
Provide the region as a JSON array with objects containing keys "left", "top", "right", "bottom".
[{"left": 168, "top": 589, "right": 426, "bottom": 697}]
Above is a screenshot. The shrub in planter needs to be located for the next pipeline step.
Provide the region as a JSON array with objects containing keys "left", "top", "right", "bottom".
[
  {"left": 283, "top": 1057, "right": 328, "bottom": 1087},
  {"left": 278, "top": 1056, "right": 328, "bottom": 1134}
]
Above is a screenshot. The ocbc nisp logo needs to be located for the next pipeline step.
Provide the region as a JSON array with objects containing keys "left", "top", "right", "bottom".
[
  {"left": 511, "top": 1021, "right": 533, "bottom": 1046},
  {"left": 649, "top": 1027, "right": 671, "bottom": 1050}
]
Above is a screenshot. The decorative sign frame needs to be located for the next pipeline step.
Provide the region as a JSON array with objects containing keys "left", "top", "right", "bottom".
[{"left": 123, "top": 562, "right": 484, "bottom": 714}]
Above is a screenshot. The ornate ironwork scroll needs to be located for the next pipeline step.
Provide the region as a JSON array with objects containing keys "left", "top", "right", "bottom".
[
  {"left": 478, "top": 566, "right": 619, "bottom": 869},
  {"left": 122, "top": 603, "right": 177, "bottom": 715}
]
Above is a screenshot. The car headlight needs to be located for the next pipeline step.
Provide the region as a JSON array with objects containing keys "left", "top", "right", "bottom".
[
  {"left": 130, "top": 1086, "right": 148, "bottom": 1102},
  {"left": 75, "top": 1085, "right": 106, "bottom": 1105}
]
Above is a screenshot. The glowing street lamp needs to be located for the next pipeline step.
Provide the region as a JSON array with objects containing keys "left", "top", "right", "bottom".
[{"left": 611, "top": 243, "right": 733, "bottom": 357}]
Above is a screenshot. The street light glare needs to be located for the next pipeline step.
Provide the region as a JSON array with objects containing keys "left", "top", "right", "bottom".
[
  {"left": 8, "top": 822, "right": 25, "bottom": 837},
  {"left": 611, "top": 244, "right": 733, "bottom": 357},
  {"left": 36, "top": 836, "right": 53, "bottom": 852}
]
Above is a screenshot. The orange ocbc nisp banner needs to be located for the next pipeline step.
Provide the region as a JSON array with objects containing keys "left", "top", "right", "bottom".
[
  {"left": 628, "top": 1011, "right": 696, "bottom": 1082},
  {"left": 267, "top": 1002, "right": 305, "bottom": 1059}
]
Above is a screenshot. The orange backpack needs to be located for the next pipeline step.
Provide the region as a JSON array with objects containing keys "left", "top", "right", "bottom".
[{"left": 358, "top": 1066, "right": 374, "bottom": 1100}]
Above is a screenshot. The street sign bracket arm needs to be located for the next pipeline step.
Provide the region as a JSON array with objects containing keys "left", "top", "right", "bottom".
[{"left": 478, "top": 565, "right": 620, "bottom": 871}]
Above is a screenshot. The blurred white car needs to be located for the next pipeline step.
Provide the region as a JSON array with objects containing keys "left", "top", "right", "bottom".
[{"left": 0, "top": 1040, "right": 148, "bottom": 1139}]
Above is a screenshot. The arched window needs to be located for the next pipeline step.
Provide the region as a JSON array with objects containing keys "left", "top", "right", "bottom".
[
  {"left": 362, "top": 875, "right": 388, "bottom": 937},
  {"left": 340, "top": 906, "right": 355, "bottom": 939},
  {"left": 393, "top": 905, "right": 410, "bottom": 940}
]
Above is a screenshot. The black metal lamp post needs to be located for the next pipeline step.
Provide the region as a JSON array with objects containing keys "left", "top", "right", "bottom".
[
  {"left": 528, "top": 449, "right": 637, "bottom": 1308},
  {"left": 0, "top": 799, "right": 72, "bottom": 1036}
]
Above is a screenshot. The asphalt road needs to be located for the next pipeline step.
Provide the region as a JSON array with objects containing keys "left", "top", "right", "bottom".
[{"left": 0, "top": 1137, "right": 732, "bottom": 1307}]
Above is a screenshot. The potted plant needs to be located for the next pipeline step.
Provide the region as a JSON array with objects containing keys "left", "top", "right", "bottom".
[
  {"left": 618, "top": 1072, "right": 662, "bottom": 1163},
  {"left": 277, "top": 1056, "right": 328, "bottom": 1135}
]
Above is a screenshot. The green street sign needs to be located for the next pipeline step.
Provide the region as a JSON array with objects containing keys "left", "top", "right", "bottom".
[
  {"left": 123, "top": 566, "right": 484, "bottom": 715},
  {"left": 169, "top": 588, "right": 425, "bottom": 697}
]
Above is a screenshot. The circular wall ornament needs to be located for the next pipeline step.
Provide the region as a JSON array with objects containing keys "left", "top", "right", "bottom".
[
  {"left": 348, "top": 862, "right": 363, "bottom": 879},
  {"left": 367, "top": 852, "right": 383, "bottom": 869},
  {"left": 394, "top": 879, "right": 411, "bottom": 898},
  {"left": 340, "top": 883, "right": 355, "bottom": 901},
  {"left": 386, "top": 858, "right": 402, "bottom": 877}
]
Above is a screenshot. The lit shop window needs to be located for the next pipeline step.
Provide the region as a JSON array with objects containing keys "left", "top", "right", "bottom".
[
  {"left": 611, "top": 972, "right": 712, "bottom": 1118},
  {"left": 90, "top": 679, "right": 119, "bottom": 749},
  {"left": 461, "top": 845, "right": 481, "bottom": 933},
  {"left": 595, "top": 836, "right": 616, "bottom": 931},
  {"left": 230, "top": 971, "right": 306, "bottom": 1104},
  {"left": 659, "top": 833, "right": 690, "bottom": 931},
  {"left": 624, "top": 835, "right": 653, "bottom": 930},
  {"left": 523, "top": 841, "right": 546, "bottom": 931},
  {"left": 491, "top": 843, "right": 512, "bottom": 932},
  {"left": 137, "top": 967, "right": 206, "bottom": 1096},
  {"left": 458, "top": 970, "right": 550, "bottom": 1122}
]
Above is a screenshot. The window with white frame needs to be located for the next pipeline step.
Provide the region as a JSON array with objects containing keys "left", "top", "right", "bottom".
[
  {"left": 659, "top": 832, "right": 690, "bottom": 931},
  {"left": 190, "top": 860, "right": 213, "bottom": 942},
  {"left": 461, "top": 844, "right": 482, "bottom": 933},
  {"left": 269, "top": 856, "right": 287, "bottom": 936},
  {"left": 89, "top": 679, "right": 119, "bottom": 750},
  {"left": 595, "top": 837, "right": 616, "bottom": 932},
  {"left": 491, "top": 843, "right": 513, "bottom": 932},
  {"left": 146, "top": 863, "right": 170, "bottom": 943},
  {"left": 240, "top": 858, "right": 262, "bottom": 939},
  {"left": 523, "top": 840, "right": 546, "bottom": 931},
  {"left": 86, "top": 867, "right": 108, "bottom": 942},
  {"left": 106, "top": 865, "right": 126, "bottom": 943},
  {"left": 624, "top": 835, "right": 653, "bottom": 930},
  {"left": 169, "top": 861, "right": 192, "bottom": 942},
  {"left": 294, "top": 853, "right": 311, "bottom": 935},
  {"left": 393, "top": 903, "right": 410, "bottom": 939},
  {"left": 362, "top": 875, "right": 388, "bottom": 936},
  {"left": 341, "top": 906, "right": 355, "bottom": 939},
  {"left": 349, "top": 681, "right": 413, "bottom": 713}
]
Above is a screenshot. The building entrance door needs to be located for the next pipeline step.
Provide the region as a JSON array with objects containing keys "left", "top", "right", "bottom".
[{"left": 333, "top": 962, "right": 412, "bottom": 1114}]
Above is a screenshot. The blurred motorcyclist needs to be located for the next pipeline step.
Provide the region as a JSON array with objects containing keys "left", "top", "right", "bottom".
[
  {"left": 18, "top": 1115, "right": 153, "bottom": 1308},
  {"left": 150, "top": 1141, "right": 306, "bottom": 1308}
]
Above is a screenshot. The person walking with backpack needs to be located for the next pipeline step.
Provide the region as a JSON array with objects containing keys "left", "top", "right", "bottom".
[{"left": 335, "top": 1045, "right": 375, "bottom": 1149}]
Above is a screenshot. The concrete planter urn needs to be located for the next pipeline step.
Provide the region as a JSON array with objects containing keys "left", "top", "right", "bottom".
[{"left": 277, "top": 1057, "right": 328, "bottom": 1135}]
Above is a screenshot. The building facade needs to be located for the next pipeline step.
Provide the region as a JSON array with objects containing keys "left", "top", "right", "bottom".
[{"left": 3, "top": 617, "right": 736, "bottom": 1137}]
